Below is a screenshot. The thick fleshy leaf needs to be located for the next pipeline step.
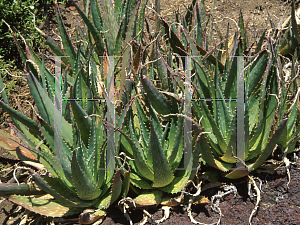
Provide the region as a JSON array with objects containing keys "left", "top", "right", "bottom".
[
  {"left": 9, "top": 195, "right": 82, "bottom": 217},
  {"left": 220, "top": 119, "right": 237, "bottom": 164},
  {"left": 121, "top": 171, "right": 131, "bottom": 198},
  {"left": 100, "top": 0, "right": 119, "bottom": 55},
  {"left": 193, "top": 92, "right": 227, "bottom": 153},
  {"left": 115, "top": 98, "right": 135, "bottom": 155},
  {"left": 129, "top": 172, "right": 152, "bottom": 189},
  {"left": 26, "top": 72, "right": 73, "bottom": 145},
  {"left": 74, "top": 0, "right": 105, "bottom": 56},
  {"left": 119, "top": 0, "right": 142, "bottom": 98},
  {"left": 225, "top": 168, "right": 250, "bottom": 179},
  {"left": 0, "top": 101, "right": 40, "bottom": 137},
  {"left": 37, "top": 117, "right": 73, "bottom": 185},
  {"left": 141, "top": 75, "right": 172, "bottom": 115},
  {"left": 31, "top": 174, "right": 96, "bottom": 207},
  {"left": 149, "top": 121, "right": 174, "bottom": 188},
  {"left": 109, "top": 169, "right": 122, "bottom": 205},
  {"left": 120, "top": 119, "right": 154, "bottom": 181},
  {"left": 134, "top": 190, "right": 162, "bottom": 207},
  {"left": 71, "top": 151, "right": 102, "bottom": 201},
  {"left": 167, "top": 106, "right": 184, "bottom": 172},
  {"left": 54, "top": 4, "right": 76, "bottom": 68},
  {"left": 70, "top": 101, "right": 92, "bottom": 147},
  {"left": 200, "top": 134, "right": 232, "bottom": 172},
  {"left": 251, "top": 118, "right": 288, "bottom": 171}
]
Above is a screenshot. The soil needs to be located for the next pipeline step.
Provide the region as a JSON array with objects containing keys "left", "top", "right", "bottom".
[{"left": 1, "top": 0, "right": 300, "bottom": 224}]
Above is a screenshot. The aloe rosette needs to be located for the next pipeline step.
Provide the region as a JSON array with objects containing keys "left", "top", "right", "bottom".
[
  {"left": 115, "top": 77, "right": 202, "bottom": 208},
  {"left": 0, "top": 68, "right": 129, "bottom": 221},
  {"left": 157, "top": 0, "right": 300, "bottom": 179},
  {"left": 0, "top": 42, "right": 138, "bottom": 222},
  {"left": 192, "top": 43, "right": 289, "bottom": 179},
  {"left": 0, "top": 1, "right": 140, "bottom": 222},
  {"left": 0, "top": 0, "right": 154, "bottom": 222},
  {"left": 189, "top": 7, "right": 299, "bottom": 179}
]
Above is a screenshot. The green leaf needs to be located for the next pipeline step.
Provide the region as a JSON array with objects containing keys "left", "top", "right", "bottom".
[
  {"left": 150, "top": 121, "right": 174, "bottom": 188},
  {"left": 129, "top": 172, "right": 152, "bottom": 189},
  {"left": 251, "top": 117, "right": 288, "bottom": 171},
  {"left": 54, "top": 4, "right": 76, "bottom": 68},
  {"left": 100, "top": 0, "right": 119, "bottom": 55},
  {"left": 247, "top": 51, "right": 268, "bottom": 96},
  {"left": 141, "top": 75, "right": 172, "bottom": 115},
  {"left": 194, "top": 92, "right": 227, "bottom": 153},
  {"left": 200, "top": 134, "right": 232, "bottom": 172},
  {"left": 167, "top": 106, "right": 184, "bottom": 172},
  {"left": 220, "top": 119, "right": 237, "bottom": 164},
  {"left": 70, "top": 101, "right": 92, "bottom": 147},
  {"left": 0, "top": 101, "right": 40, "bottom": 137},
  {"left": 74, "top": 0, "right": 105, "bottom": 56},
  {"left": 26, "top": 72, "right": 73, "bottom": 145},
  {"left": 121, "top": 171, "right": 130, "bottom": 198},
  {"left": 255, "top": 30, "right": 266, "bottom": 55},
  {"left": 31, "top": 174, "right": 95, "bottom": 207},
  {"left": 238, "top": 9, "right": 247, "bottom": 51},
  {"left": 121, "top": 117, "right": 154, "bottom": 181},
  {"left": 71, "top": 151, "right": 102, "bottom": 201},
  {"left": 37, "top": 117, "right": 73, "bottom": 186},
  {"left": 110, "top": 169, "right": 122, "bottom": 204}
]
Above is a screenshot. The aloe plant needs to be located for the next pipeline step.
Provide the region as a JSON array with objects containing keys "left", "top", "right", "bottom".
[
  {"left": 190, "top": 4, "right": 299, "bottom": 179},
  {"left": 0, "top": 1, "right": 141, "bottom": 222},
  {"left": 11, "top": 0, "right": 149, "bottom": 114},
  {"left": 155, "top": 0, "right": 299, "bottom": 179},
  {"left": 192, "top": 44, "right": 290, "bottom": 179},
  {"left": 169, "top": 0, "right": 299, "bottom": 179},
  {"left": 0, "top": 29, "right": 138, "bottom": 220},
  {"left": 73, "top": 0, "right": 148, "bottom": 96},
  {"left": 276, "top": 49, "right": 300, "bottom": 155},
  {"left": 113, "top": 74, "right": 202, "bottom": 208},
  {"left": 0, "top": 67, "right": 131, "bottom": 223}
]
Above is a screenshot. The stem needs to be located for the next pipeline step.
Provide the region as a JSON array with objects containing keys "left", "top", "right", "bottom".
[{"left": 0, "top": 183, "right": 45, "bottom": 196}]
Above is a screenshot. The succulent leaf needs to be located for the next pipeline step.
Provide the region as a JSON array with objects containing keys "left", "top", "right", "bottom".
[
  {"left": 9, "top": 195, "right": 82, "bottom": 217},
  {"left": 70, "top": 101, "right": 92, "bottom": 147},
  {"left": 251, "top": 118, "right": 288, "bottom": 171},
  {"left": 26, "top": 72, "right": 73, "bottom": 145},
  {"left": 109, "top": 169, "right": 123, "bottom": 205},
  {"left": 31, "top": 174, "right": 94, "bottom": 207},
  {"left": 149, "top": 121, "right": 174, "bottom": 188},
  {"left": 133, "top": 190, "right": 162, "bottom": 207},
  {"left": 0, "top": 101, "right": 40, "bottom": 137},
  {"left": 100, "top": 0, "right": 119, "bottom": 55},
  {"left": 54, "top": 4, "right": 76, "bottom": 68},
  {"left": 141, "top": 75, "right": 172, "bottom": 115},
  {"left": 74, "top": 0, "right": 105, "bottom": 56}
]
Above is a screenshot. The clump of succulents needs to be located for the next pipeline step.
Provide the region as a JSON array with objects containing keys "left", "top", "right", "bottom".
[
  {"left": 0, "top": 0, "right": 147, "bottom": 223},
  {"left": 0, "top": 0, "right": 299, "bottom": 224},
  {"left": 155, "top": 0, "right": 300, "bottom": 179}
]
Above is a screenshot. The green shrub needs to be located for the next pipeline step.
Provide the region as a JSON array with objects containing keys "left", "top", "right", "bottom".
[{"left": 0, "top": 0, "right": 45, "bottom": 62}]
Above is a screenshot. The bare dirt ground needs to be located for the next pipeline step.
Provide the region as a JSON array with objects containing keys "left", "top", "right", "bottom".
[{"left": 1, "top": 0, "right": 300, "bottom": 224}]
